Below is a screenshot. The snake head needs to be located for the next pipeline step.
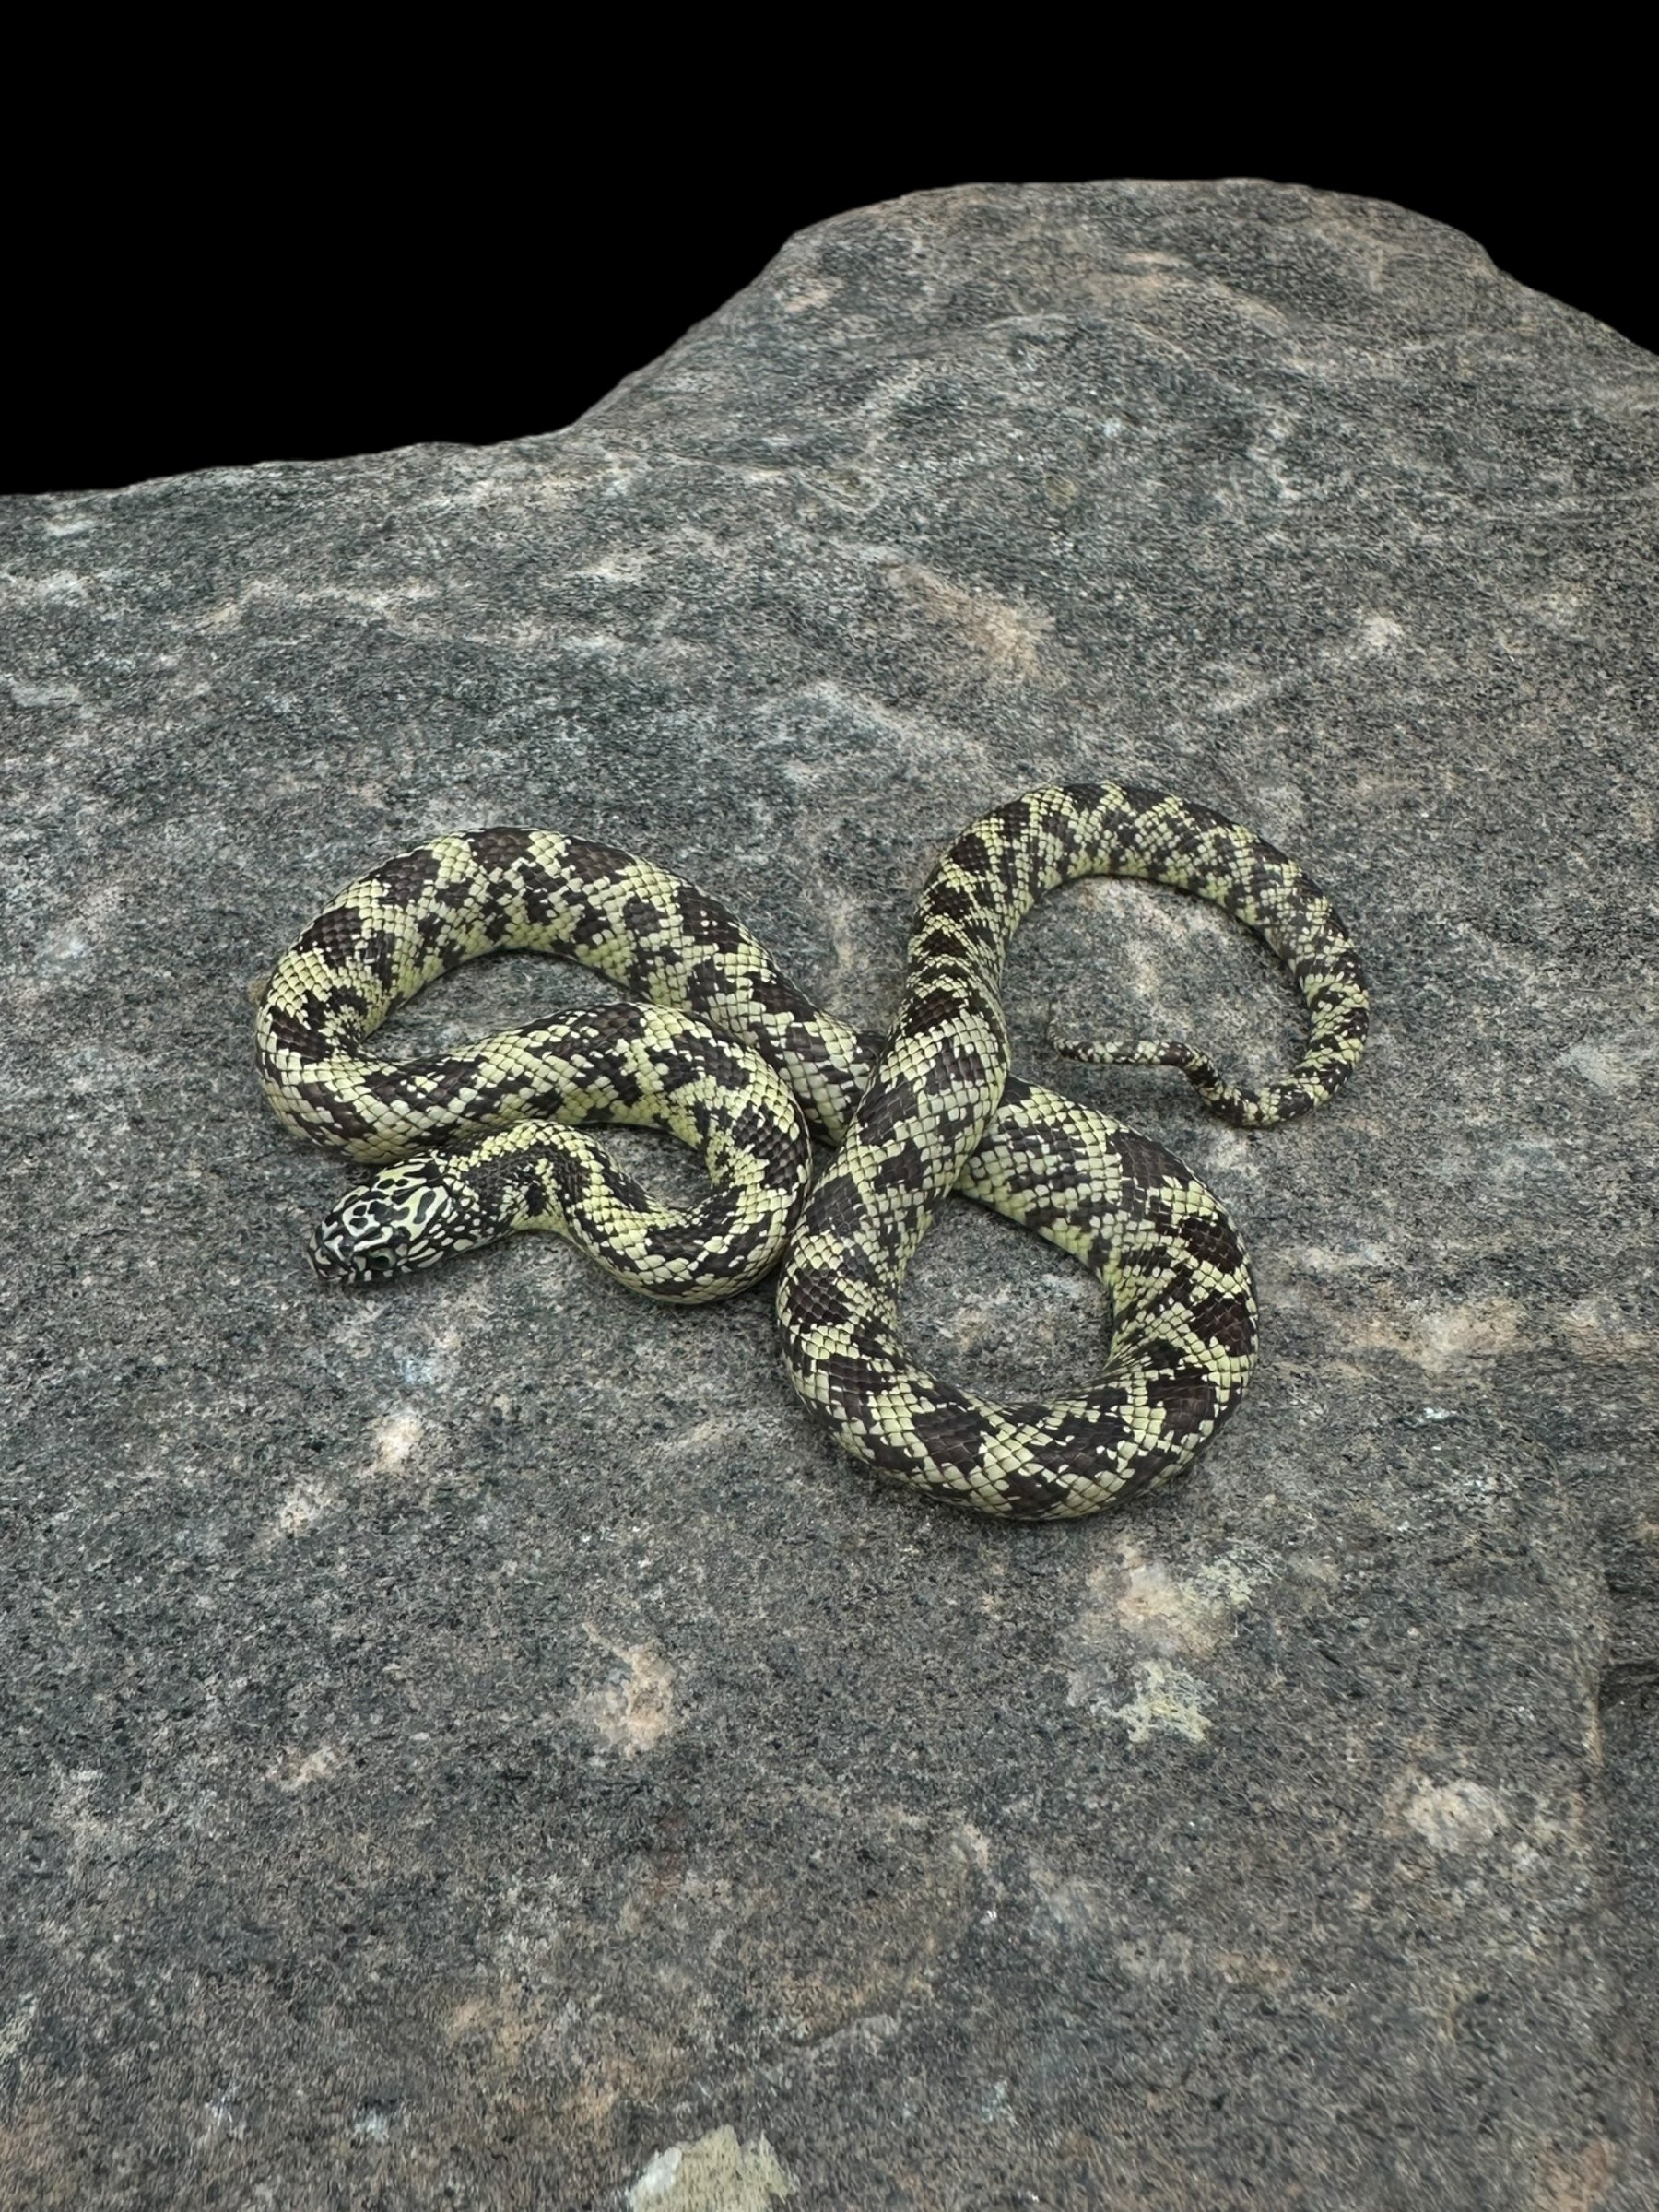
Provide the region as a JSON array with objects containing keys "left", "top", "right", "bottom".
[{"left": 308, "top": 1159, "right": 466, "bottom": 1284}]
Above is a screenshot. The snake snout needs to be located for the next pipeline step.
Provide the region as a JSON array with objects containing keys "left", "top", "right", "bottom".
[
  {"left": 307, "top": 1199, "right": 413, "bottom": 1284},
  {"left": 307, "top": 1159, "right": 462, "bottom": 1285}
]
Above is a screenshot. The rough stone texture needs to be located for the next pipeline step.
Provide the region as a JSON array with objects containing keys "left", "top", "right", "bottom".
[{"left": 3, "top": 180, "right": 1656, "bottom": 2207}]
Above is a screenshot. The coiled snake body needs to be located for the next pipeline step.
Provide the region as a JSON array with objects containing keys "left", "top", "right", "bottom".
[{"left": 257, "top": 784, "right": 1367, "bottom": 1518}]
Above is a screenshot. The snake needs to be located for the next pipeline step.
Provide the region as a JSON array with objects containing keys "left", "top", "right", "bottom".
[{"left": 255, "top": 783, "right": 1367, "bottom": 1519}]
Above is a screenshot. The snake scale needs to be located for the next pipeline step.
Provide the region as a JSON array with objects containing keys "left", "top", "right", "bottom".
[{"left": 256, "top": 783, "right": 1367, "bottom": 1518}]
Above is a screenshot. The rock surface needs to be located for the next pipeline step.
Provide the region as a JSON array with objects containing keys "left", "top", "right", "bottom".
[{"left": 3, "top": 179, "right": 1656, "bottom": 2207}]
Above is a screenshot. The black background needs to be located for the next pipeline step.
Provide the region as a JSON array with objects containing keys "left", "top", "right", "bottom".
[{"left": 8, "top": 104, "right": 1647, "bottom": 499}]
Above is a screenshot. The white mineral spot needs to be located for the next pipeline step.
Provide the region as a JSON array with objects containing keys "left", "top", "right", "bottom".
[
  {"left": 1074, "top": 1540, "right": 1265, "bottom": 1665},
  {"left": 1209, "top": 666, "right": 1300, "bottom": 716},
  {"left": 955, "top": 1818, "right": 992, "bottom": 1873},
  {"left": 1029, "top": 1857, "right": 1112, "bottom": 1936},
  {"left": 1557, "top": 1037, "right": 1653, "bottom": 1094},
  {"left": 577, "top": 1641, "right": 677, "bottom": 1756},
  {"left": 195, "top": 2091, "right": 241, "bottom": 2147},
  {"left": 0, "top": 1992, "right": 38, "bottom": 2064},
  {"left": 53, "top": 1765, "right": 129, "bottom": 1877},
  {"left": 775, "top": 273, "right": 842, "bottom": 314},
  {"left": 1562, "top": 1296, "right": 1652, "bottom": 1363},
  {"left": 266, "top": 1743, "right": 344, "bottom": 1793},
  {"left": 1115, "top": 1929, "right": 1200, "bottom": 1983},
  {"left": 35, "top": 570, "right": 89, "bottom": 604},
  {"left": 369, "top": 1410, "right": 424, "bottom": 1474},
  {"left": 1403, "top": 1776, "right": 1508, "bottom": 1853},
  {"left": 1065, "top": 1542, "right": 1269, "bottom": 1743},
  {"left": 1338, "top": 1294, "right": 1524, "bottom": 1374},
  {"left": 573, "top": 547, "right": 651, "bottom": 582},
  {"left": 980, "top": 2079, "right": 1012, "bottom": 2123},
  {"left": 887, "top": 562, "right": 1054, "bottom": 678},
  {"left": 628, "top": 2125, "right": 794, "bottom": 2209},
  {"left": 274, "top": 1477, "right": 334, "bottom": 1536},
  {"left": 1412, "top": 1297, "right": 1522, "bottom": 1371},
  {"left": 1100, "top": 1658, "right": 1212, "bottom": 1747},
  {"left": 9, "top": 676, "right": 83, "bottom": 705},
  {"left": 1112, "top": 1559, "right": 1219, "bottom": 1659},
  {"left": 1295, "top": 1239, "right": 1390, "bottom": 1275}
]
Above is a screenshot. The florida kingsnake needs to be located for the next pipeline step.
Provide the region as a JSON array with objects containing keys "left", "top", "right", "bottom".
[{"left": 256, "top": 784, "right": 1367, "bottom": 1518}]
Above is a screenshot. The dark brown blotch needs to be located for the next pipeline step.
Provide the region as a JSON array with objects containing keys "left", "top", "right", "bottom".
[
  {"left": 297, "top": 904, "right": 365, "bottom": 969},
  {"left": 370, "top": 847, "right": 441, "bottom": 907},
  {"left": 467, "top": 827, "right": 534, "bottom": 871}
]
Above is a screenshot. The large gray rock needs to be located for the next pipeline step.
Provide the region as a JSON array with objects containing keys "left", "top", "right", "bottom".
[{"left": 3, "top": 179, "right": 1655, "bottom": 2207}]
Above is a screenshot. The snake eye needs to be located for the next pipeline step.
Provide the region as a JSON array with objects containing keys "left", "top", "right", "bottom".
[{"left": 359, "top": 1227, "right": 412, "bottom": 1274}]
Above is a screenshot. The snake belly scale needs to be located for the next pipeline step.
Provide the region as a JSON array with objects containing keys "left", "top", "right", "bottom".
[{"left": 256, "top": 783, "right": 1367, "bottom": 1519}]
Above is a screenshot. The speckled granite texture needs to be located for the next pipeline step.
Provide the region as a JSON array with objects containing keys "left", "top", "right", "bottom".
[{"left": 3, "top": 180, "right": 1656, "bottom": 2208}]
